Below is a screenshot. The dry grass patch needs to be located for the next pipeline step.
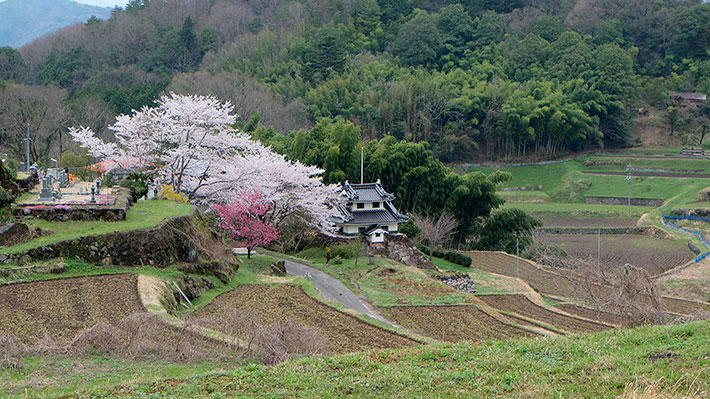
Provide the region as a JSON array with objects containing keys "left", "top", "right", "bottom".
[{"left": 193, "top": 284, "right": 419, "bottom": 354}]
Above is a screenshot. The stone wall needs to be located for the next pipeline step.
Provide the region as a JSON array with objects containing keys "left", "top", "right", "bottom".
[
  {"left": 0, "top": 213, "right": 234, "bottom": 269},
  {"left": 366, "top": 234, "right": 435, "bottom": 270},
  {"left": 12, "top": 188, "right": 133, "bottom": 222},
  {"left": 13, "top": 204, "right": 129, "bottom": 222},
  {"left": 15, "top": 171, "right": 39, "bottom": 194},
  {"left": 585, "top": 196, "right": 664, "bottom": 207},
  {"left": 0, "top": 163, "right": 20, "bottom": 197}
]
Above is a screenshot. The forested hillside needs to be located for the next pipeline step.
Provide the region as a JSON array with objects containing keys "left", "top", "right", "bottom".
[
  {"left": 2, "top": 0, "right": 710, "bottom": 165},
  {"left": 0, "top": 0, "right": 111, "bottom": 48}
]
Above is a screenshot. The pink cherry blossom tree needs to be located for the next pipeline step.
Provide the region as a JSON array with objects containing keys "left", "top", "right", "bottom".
[
  {"left": 213, "top": 191, "right": 279, "bottom": 258},
  {"left": 68, "top": 93, "right": 342, "bottom": 232}
]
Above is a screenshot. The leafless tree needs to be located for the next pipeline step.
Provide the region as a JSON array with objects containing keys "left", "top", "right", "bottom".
[
  {"left": 411, "top": 211, "right": 459, "bottom": 259},
  {"left": 0, "top": 83, "right": 69, "bottom": 162},
  {"left": 167, "top": 71, "right": 309, "bottom": 132}
]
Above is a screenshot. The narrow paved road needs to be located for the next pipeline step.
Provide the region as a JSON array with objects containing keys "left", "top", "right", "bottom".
[{"left": 282, "top": 259, "right": 397, "bottom": 326}]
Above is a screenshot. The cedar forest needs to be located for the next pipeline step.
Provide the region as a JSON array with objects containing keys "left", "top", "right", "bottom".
[{"left": 1, "top": 0, "right": 710, "bottom": 248}]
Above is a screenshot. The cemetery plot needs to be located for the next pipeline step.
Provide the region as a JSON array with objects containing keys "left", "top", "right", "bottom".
[
  {"left": 377, "top": 305, "right": 537, "bottom": 343},
  {"left": 534, "top": 233, "right": 691, "bottom": 275},
  {"left": 477, "top": 294, "right": 610, "bottom": 333},
  {"left": 0, "top": 274, "right": 144, "bottom": 344},
  {"left": 193, "top": 284, "right": 419, "bottom": 354},
  {"left": 541, "top": 217, "right": 637, "bottom": 228}
]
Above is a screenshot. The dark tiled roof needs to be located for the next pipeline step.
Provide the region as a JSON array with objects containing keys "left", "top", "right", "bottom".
[
  {"left": 341, "top": 181, "right": 395, "bottom": 201},
  {"left": 351, "top": 209, "right": 399, "bottom": 224}
]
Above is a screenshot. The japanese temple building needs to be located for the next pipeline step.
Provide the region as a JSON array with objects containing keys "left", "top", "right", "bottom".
[{"left": 333, "top": 180, "right": 408, "bottom": 243}]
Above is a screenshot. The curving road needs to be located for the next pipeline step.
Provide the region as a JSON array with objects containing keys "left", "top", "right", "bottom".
[{"left": 282, "top": 259, "right": 397, "bottom": 326}]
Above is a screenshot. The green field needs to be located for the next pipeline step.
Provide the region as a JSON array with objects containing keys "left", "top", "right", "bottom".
[
  {"left": 0, "top": 200, "right": 194, "bottom": 255},
  {"left": 6, "top": 320, "right": 706, "bottom": 398},
  {"left": 470, "top": 156, "right": 710, "bottom": 203}
]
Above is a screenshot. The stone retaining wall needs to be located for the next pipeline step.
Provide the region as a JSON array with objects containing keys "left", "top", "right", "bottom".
[
  {"left": 0, "top": 213, "right": 230, "bottom": 268},
  {"left": 585, "top": 196, "right": 664, "bottom": 207},
  {"left": 12, "top": 188, "right": 132, "bottom": 222}
]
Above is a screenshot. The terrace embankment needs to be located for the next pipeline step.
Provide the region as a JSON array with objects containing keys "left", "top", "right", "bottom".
[{"left": 0, "top": 212, "right": 234, "bottom": 270}]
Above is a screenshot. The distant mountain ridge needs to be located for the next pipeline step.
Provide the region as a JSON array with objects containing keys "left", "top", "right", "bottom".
[{"left": 0, "top": 0, "right": 111, "bottom": 48}]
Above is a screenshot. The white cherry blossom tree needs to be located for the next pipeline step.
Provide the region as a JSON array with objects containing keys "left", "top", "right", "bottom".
[{"left": 69, "top": 93, "right": 341, "bottom": 231}]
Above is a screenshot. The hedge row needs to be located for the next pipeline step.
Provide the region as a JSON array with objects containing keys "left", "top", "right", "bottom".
[{"left": 418, "top": 245, "right": 472, "bottom": 267}]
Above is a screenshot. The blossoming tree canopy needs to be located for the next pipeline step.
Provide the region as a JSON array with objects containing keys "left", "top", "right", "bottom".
[
  {"left": 68, "top": 93, "right": 342, "bottom": 232},
  {"left": 213, "top": 191, "right": 279, "bottom": 258}
]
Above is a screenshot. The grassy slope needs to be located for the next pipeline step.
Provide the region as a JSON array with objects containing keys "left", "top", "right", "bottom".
[
  {"left": 0, "top": 200, "right": 193, "bottom": 255},
  {"left": 29, "top": 321, "right": 710, "bottom": 399}
]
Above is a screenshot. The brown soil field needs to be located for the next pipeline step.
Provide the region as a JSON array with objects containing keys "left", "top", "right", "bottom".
[
  {"left": 193, "top": 284, "right": 419, "bottom": 354},
  {"left": 584, "top": 171, "right": 710, "bottom": 178},
  {"left": 0, "top": 274, "right": 226, "bottom": 356},
  {"left": 377, "top": 305, "right": 537, "bottom": 343},
  {"left": 535, "top": 233, "right": 691, "bottom": 275},
  {"left": 479, "top": 294, "right": 610, "bottom": 333},
  {"left": 555, "top": 304, "right": 630, "bottom": 326},
  {"left": 0, "top": 274, "right": 144, "bottom": 344},
  {"left": 466, "top": 251, "right": 583, "bottom": 298},
  {"left": 541, "top": 218, "right": 637, "bottom": 228},
  {"left": 466, "top": 251, "right": 708, "bottom": 315}
]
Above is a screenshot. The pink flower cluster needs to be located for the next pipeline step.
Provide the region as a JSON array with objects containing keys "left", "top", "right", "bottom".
[{"left": 213, "top": 191, "right": 279, "bottom": 257}]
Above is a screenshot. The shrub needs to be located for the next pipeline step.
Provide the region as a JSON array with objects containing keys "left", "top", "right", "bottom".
[
  {"left": 0, "top": 188, "right": 13, "bottom": 209},
  {"left": 331, "top": 256, "right": 343, "bottom": 265},
  {"left": 330, "top": 242, "right": 360, "bottom": 259},
  {"left": 418, "top": 244, "right": 431, "bottom": 255},
  {"left": 417, "top": 245, "right": 471, "bottom": 267},
  {"left": 127, "top": 173, "right": 149, "bottom": 201},
  {"left": 443, "top": 250, "right": 472, "bottom": 267},
  {"left": 160, "top": 184, "right": 190, "bottom": 204},
  {"left": 399, "top": 220, "right": 421, "bottom": 239},
  {"left": 296, "top": 247, "right": 326, "bottom": 260}
]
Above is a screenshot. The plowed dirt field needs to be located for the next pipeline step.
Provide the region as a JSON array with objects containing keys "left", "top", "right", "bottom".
[
  {"left": 0, "top": 274, "right": 144, "bottom": 344},
  {"left": 478, "top": 294, "right": 610, "bottom": 333},
  {"left": 377, "top": 305, "right": 537, "bottom": 343},
  {"left": 555, "top": 304, "right": 630, "bottom": 326},
  {"left": 535, "top": 234, "right": 691, "bottom": 275},
  {"left": 194, "top": 284, "right": 419, "bottom": 354}
]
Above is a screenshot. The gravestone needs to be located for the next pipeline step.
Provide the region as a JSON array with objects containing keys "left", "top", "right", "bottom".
[
  {"left": 59, "top": 170, "right": 69, "bottom": 188},
  {"left": 38, "top": 177, "right": 55, "bottom": 201}
]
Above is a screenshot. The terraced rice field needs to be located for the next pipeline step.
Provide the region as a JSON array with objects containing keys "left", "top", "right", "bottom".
[
  {"left": 478, "top": 294, "right": 610, "bottom": 333},
  {"left": 194, "top": 284, "right": 418, "bottom": 354},
  {"left": 377, "top": 305, "right": 537, "bottom": 343},
  {"left": 467, "top": 251, "right": 709, "bottom": 315},
  {"left": 535, "top": 234, "right": 693, "bottom": 275},
  {"left": 555, "top": 304, "right": 630, "bottom": 326},
  {"left": 466, "top": 251, "right": 584, "bottom": 298},
  {"left": 0, "top": 274, "right": 144, "bottom": 344},
  {"left": 535, "top": 234, "right": 691, "bottom": 275},
  {"left": 541, "top": 218, "right": 637, "bottom": 228}
]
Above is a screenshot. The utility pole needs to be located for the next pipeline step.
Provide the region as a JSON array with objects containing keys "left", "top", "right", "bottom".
[
  {"left": 360, "top": 146, "right": 364, "bottom": 184},
  {"left": 626, "top": 165, "right": 632, "bottom": 216},
  {"left": 516, "top": 238, "right": 520, "bottom": 278},
  {"left": 597, "top": 228, "right": 601, "bottom": 275},
  {"left": 25, "top": 123, "right": 31, "bottom": 169}
]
